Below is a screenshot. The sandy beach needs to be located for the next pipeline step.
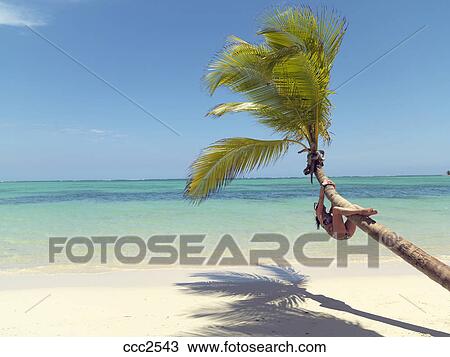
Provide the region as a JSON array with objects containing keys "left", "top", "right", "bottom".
[{"left": 1, "top": 260, "right": 449, "bottom": 337}]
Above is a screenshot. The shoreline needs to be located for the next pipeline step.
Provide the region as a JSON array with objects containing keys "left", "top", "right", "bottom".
[
  {"left": 1, "top": 254, "right": 448, "bottom": 276},
  {"left": 1, "top": 253, "right": 449, "bottom": 275}
]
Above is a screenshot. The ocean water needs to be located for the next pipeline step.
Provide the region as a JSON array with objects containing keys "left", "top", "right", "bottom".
[{"left": 0, "top": 176, "right": 449, "bottom": 270}]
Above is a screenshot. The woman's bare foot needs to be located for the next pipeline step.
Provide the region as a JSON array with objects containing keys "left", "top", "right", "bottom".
[{"left": 359, "top": 208, "right": 378, "bottom": 216}]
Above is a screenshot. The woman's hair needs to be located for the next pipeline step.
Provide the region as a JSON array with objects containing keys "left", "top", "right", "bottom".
[
  {"left": 314, "top": 202, "right": 321, "bottom": 229},
  {"left": 315, "top": 215, "right": 321, "bottom": 230}
]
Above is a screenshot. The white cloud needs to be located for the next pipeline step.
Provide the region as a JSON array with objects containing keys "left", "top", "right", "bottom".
[
  {"left": 89, "top": 129, "right": 106, "bottom": 135},
  {"left": 59, "top": 127, "right": 127, "bottom": 140},
  {"left": 0, "top": 1, "right": 45, "bottom": 27}
]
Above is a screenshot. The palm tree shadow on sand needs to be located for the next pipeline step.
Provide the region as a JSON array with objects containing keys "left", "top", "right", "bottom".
[{"left": 176, "top": 265, "right": 449, "bottom": 337}]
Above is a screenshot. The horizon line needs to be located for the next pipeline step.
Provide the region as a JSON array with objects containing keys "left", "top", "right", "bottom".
[{"left": 0, "top": 173, "right": 446, "bottom": 184}]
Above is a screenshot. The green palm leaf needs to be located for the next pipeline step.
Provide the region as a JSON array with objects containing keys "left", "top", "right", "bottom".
[
  {"left": 260, "top": 6, "right": 346, "bottom": 68},
  {"left": 206, "top": 102, "right": 265, "bottom": 117},
  {"left": 185, "top": 138, "right": 290, "bottom": 202}
]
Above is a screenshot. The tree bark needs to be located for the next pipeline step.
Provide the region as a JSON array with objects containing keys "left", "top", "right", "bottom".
[{"left": 315, "top": 167, "right": 450, "bottom": 292}]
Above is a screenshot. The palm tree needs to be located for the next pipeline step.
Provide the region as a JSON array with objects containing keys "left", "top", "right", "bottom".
[{"left": 184, "top": 6, "right": 450, "bottom": 291}]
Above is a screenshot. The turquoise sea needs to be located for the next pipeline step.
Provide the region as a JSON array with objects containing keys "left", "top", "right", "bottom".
[{"left": 0, "top": 176, "right": 449, "bottom": 270}]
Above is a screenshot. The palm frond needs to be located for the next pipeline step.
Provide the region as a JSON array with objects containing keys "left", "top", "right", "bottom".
[
  {"left": 207, "top": 101, "right": 314, "bottom": 143},
  {"left": 260, "top": 6, "right": 346, "bottom": 68},
  {"left": 206, "top": 102, "right": 265, "bottom": 117},
  {"left": 204, "top": 40, "right": 299, "bottom": 119},
  {"left": 204, "top": 40, "right": 274, "bottom": 96},
  {"left": 185, "top": 138, "right": 290, "bottom": 202}
]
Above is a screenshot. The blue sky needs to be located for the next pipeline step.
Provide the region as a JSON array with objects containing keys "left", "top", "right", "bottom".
[{"left": 0, "top": 0, "right": 449, "bottom": 180}]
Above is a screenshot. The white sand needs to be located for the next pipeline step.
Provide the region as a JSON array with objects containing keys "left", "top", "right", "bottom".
[{"left": 0, "top": 261, "right": 449, "bottom": 336}]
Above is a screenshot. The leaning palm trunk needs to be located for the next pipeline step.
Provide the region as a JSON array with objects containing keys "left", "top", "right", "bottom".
[{"left": 315, "top": 167, "right": 450, "bottom": 292}]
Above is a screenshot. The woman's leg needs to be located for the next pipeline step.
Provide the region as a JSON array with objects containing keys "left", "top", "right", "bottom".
[
  {"left": 344, "top": 219, "right": 357, "bottom": 238},
  {"left": 331, "top": 206, "right": 377, "bottom": 239},
  {"left": 332, "top": 206, "right": 378, "bottom": 217},
  {"left": 331, "top": 207, "right": 348, "bottom": 239}
]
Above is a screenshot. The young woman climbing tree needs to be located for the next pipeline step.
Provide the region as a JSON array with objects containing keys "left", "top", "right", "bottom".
[{"left": 315, "top": 179, "right": 378, "bottom": 240}]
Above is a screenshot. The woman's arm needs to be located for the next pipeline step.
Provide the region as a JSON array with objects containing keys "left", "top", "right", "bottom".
[
  {"left": 315, "top": 186, "right": 325, "bottom": 223},
  {"left": 316, "top": 179, "right": 335, "bottom": 225}
]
